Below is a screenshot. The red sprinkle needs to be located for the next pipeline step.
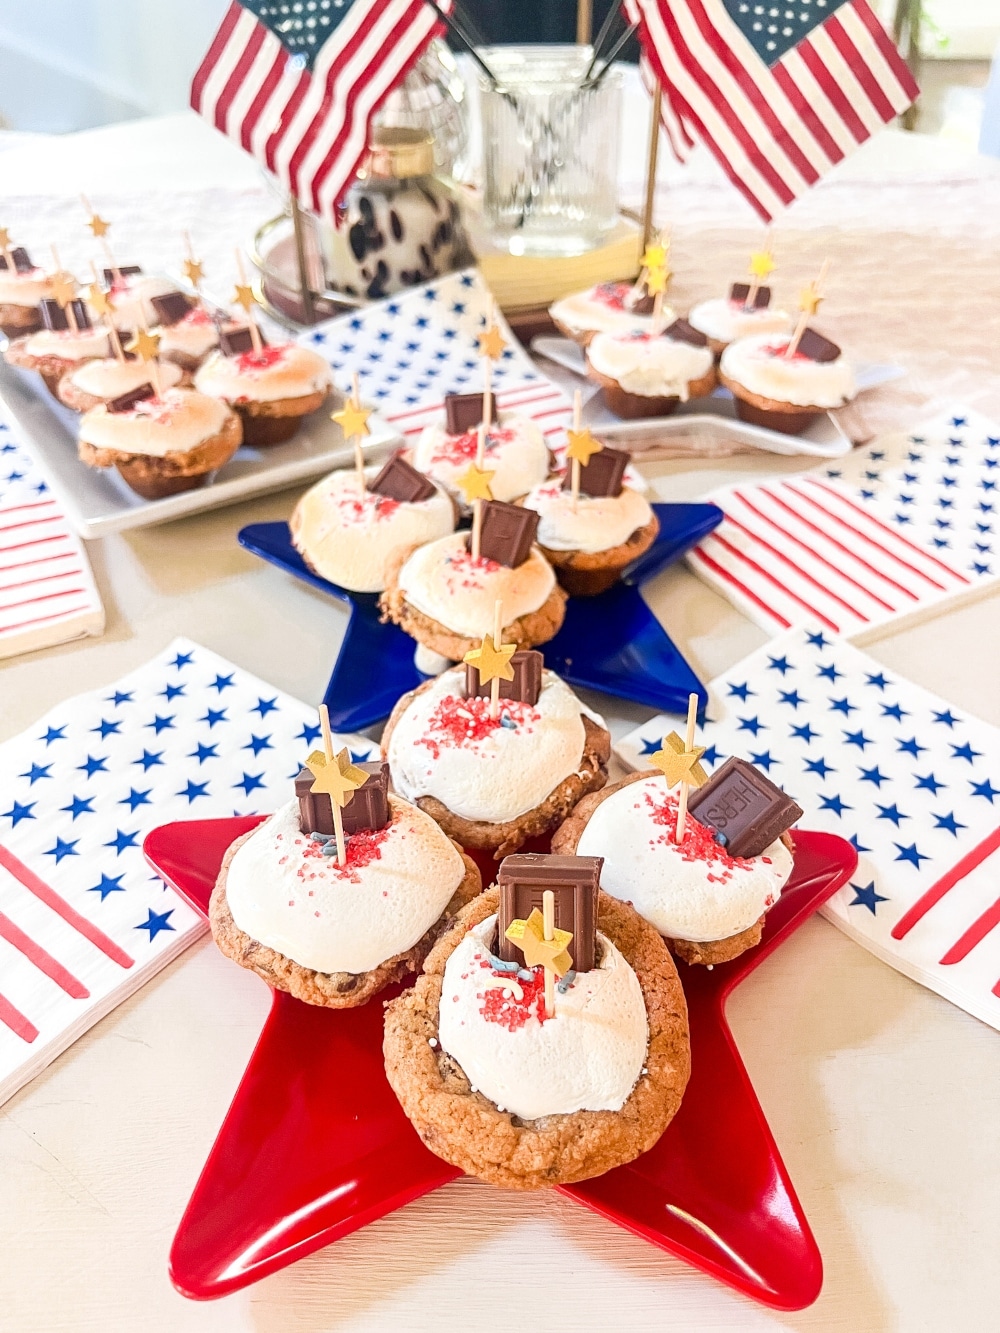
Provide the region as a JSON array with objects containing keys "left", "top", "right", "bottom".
[
  {"left": 591, "top": 281, "right": 634, "bottom": 311},
  {"left": 478, "top": 966, "right": 549, "bottom": 1030},
  {"left": 236, "top": 344, "right": 289, "bottom": 372},
  {"left": 643, "top": 790, "right": 753, "bottom": 882},
  {"left": 298, "top": 819, "right": 394, "bottom": 884},
  {"left": 760, "top": 339, "right": 810, "bottom": 363},
  {"left": 415, "top": 693, "right": 538, "bottom": 761},
  {"left": 430, "top": 425, "right": 517, "bottom": 468}
]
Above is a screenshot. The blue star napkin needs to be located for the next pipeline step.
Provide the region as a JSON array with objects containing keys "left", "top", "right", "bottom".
[
  {"left": 0, "top": 639, "right": 369, "bottom": 1105},
  {"left": 617, "top": 626, "right": 1000, "bottom": 1030}
]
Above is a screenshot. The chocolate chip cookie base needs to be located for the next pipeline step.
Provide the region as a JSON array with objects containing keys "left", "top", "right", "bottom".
[
  {"left": 552, "top": 771, "right": 769, "bottom": 966},
  {"left": 233, "top": 389, "right": 328, "bottom": 447},
  {"left": 719, "top": 371, "right": 826, "bottom": 437},
  {"left": 78, "top": 410, "right": 243, "bottom": 500},
  {"left": 381, "top": 690, "right": 611, "bottom": 857},
  {"left": 209, "top": 829, "right": 482, "bottom": 1007},
  {"left": 538, "top": 512, "right": 660, "bottom": 597},
  {"left": 383, "top": 887, "right": 690, "bottom": 1188},
  {"left": 586, "top": 361, "right": 718, "bottom": 420}
]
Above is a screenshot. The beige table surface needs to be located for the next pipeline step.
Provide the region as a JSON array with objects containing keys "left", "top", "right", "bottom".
[{"left": 2, "top": 112, "right": 1000, "bottom": 1333}]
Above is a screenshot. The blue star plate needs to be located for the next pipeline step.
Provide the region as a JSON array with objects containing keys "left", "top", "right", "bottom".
[{"left": 238, "top": 502, "right": 723, "bottom": 730}]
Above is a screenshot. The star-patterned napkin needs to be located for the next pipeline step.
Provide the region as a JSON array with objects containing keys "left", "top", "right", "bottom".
[
  {"left": 617, "top": 627, "right": 1000, "bottom": 1030},
  {"left": 686, "top": 408, "right": 998, "bottom": 639},
  {"left": 0, "top": 414, "right": 104, "bottom": 659},
  {"left": 298, "top": 268, "right": 575, "bottom": 460},
  {"left": 0, "top": 639, "right": 369, "bottom": 1106}
]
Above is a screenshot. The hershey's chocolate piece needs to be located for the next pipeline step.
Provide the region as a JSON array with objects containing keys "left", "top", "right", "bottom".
[
  {"left": 40, "top": 297, "right": 91, "bottom": 332},
  {"left": 150, "top": 291, "right": 195, "bottom": 327},
  {"left": 665, "top": 317, "right": 709, "bottom": 348},
  {"left": 630, "top": 291, "right": 656, "bottom": 315},
  {"left": 9, "top": 247, "right": 34, "bottom": 274},
  {"left": 369, "top": 454, "right": 437, "bottom": 504},
  {"left": 218, "top": 326, "right": 257, "bottom": 357},
  {"left": 103, "top": 265, "right": 142, "bottom": 285},
  {"left": 295, "top": 761, "right": 391, "bottom": 837},
  {"left": 106, "top": 383, "right": 157, "bottom": 414},
  {"left": 497, "top": 853, "right": 603, "bottom": 973},
  {"left": 562, "top": 443, "right": 629, "bottom": 499},
  {"left": 795, "top": 327, "right": 841, "bottom": 363},
  {"left": 466, "top": 649, "right": 543, "bottom": 706},
  {"left": 477, "top": 500, "right": 539, "bottom": 569},
  {"left": 688, "top": 756, "right": 802, "bottom": 859},
  {"left": 444, "top": 391, "right": 498, "bottom": 435},
  {"left": 730, "top": 282, "right": 772, "bottom": 309}
]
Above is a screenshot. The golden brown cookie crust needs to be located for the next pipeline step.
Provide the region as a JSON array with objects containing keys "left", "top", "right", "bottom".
[
  {"left": 587, "top": 360, "right": 718, "bottom": 421},
  {"left": 383, "top": 886, "right": 690, "bottom": 1188},
  {"left": 0, "top": 303, "right": 43, "bottom": 337},
  {"left": 379, "top": 552, "right": 568, "bottom": 661},
  {"left": 77, "top": 411, "right": 243, "bottom": 499},
  {"left": 552, "top": 770, "right": 770, "bottom": 966},
  {"left": 381, "top": 683, "right": 611, "bottom": 857},
  {"left": 538, "top": 511, "right": 660, "bottom": 597},
  {"left": 209, "top": 828, "right": 482, "bottom": 1007}
]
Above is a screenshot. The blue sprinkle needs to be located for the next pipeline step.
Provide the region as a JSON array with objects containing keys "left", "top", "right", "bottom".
[
  {"left": 310, "top": 832, "right": 333, "bottom": 843},
  {"left": 499, "top": 714, "right": 517, "bottom": 729},
  {"left": 487, "top": 952, "right": 519, "bottom": 973},
  {"left": 557, "top": 969, "right": 576, "bottom": 994},
  {"left": 517, "top": 968, "right": 534, "bottom": 982},
  {"left": 321, "top": 841, "right": 346, "bottom": 857},
  {"left": 713, "top": 830, "right": 728, "bottom": 847}
]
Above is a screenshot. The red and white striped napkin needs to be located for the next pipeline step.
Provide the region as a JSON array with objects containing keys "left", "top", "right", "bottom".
[{"left": 0, "top": 416, "right": 103, "bottom": 658}]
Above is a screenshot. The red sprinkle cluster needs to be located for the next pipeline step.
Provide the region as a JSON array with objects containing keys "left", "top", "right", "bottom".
[
  {"left": 330, "top": 488, "right": 400, "bottom": 525},
  {"left": 592, "top": 281, "right": 632, "bottom": 310},
  {"left": 416, "top": 693, "right": 538, "bottom": 761},
  {"left": 642, "top": 790, "right": 753, "bottom": 884},
  {"left": 442, "top": 545, "right": 500, "bottom": 589},
  {"left": 236, "top": 344, "right": 288, "bottom": 372},
  {"left": 473, "top": 955, "right": 549, "bottom": 1031},
  {"left": 291, "top": 820, "right": 394, "bottom": 887},
  {"left": 430, "top": 425, "right": 517, "bottom": 468},
  {"left": 760, "top": 340, "right": 808, "bottom": 362}
]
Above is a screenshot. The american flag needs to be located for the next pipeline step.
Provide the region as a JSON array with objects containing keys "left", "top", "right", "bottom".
[
  {"left": 626, "top": 0, "right": 919, "bottom": 220},
  {"left": 191, "top": 0, "right": 449, "bottom": 219},
  {"left": 618, "top": 626, "right": 1000, "bottom": 1031},
  {"left": 0, "top": 638, "right": 368, "bottom": 1106}
]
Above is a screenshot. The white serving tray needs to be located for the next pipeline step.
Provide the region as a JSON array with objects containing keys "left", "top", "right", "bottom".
[{"left": 0, "top": 361, "right": 401, "bottom": 540}]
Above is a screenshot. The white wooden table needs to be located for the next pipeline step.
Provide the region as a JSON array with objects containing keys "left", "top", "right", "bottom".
[{"left": 2, "top": 111, "right": 1000, "bottom": 1332}]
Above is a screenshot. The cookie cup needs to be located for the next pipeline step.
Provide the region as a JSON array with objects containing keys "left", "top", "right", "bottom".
[
  {"left": 210, "top": 829, "right": 482, "bottom": 1007},
  {"left": 3, "top": 337, "right": 97, "bottom": 398},
  {"left": 537, "top": 511, "right": 660, "bottom": 597},
  {"left": 383, "top": 886, "right": 690, "bottom": 1188},
  {"left": 57, "top": 363, "right": 189, "bottom": 414},
  {"left": 719, "top": 372, "right": 823, "bottom": 436},
  {"left": 78, "top": 410, "right": 242, "bottom": 500},
  {"left": 588, "top": 360, "right": 717, "bottom": 420},
  {"left": 552, "top": 770, "right": 788, "bottom": 965},
  {"left": 233, "top": 389, "right": 328, "bottom": 447},
  {"left": 382, "top": 686, "right": 611, "bottom": 857},
  {"left": 0, "top": 303, "right": 43, "bottom": 339}
]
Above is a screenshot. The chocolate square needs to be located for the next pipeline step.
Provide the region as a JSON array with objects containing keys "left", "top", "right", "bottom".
[
  {"left": 218, "top": 326, "right": 257, "bottom": 357},
  {"left": 103, "top": 265, "right": 142, "bottom": 285},
  {"left": 465, "top": 649, "right": 543, "bottom": 706},
  {"left": 688, "top": 756, "right": 802, "bottom": 859},
  {"left": 497, "top": 853, "right": 603, "bottom": 973},
  {"left": 369, "top": 454, "right": 436, "bottom": 503},
  {"left": 630, "top": 291, "right": 656, "bottom": 315},
  {"left": 150, "top": 291, "right": 195, "bottom": 327},
  {"left": 295, "top": 761, "right": 391, "bottom": 837},
  {"left": 445, "top": 391, "right": 498, "bottom": 435},
  {"left": 477, "top": 500, "right": 539, "bottom": 568},
  {"left": 795, "top": 327, "right": 841, "bottom": 363},
  {"left": 730, "top": 282, "right": 772, "bottom": 309},
  {"left": 106, "top": 383, "right": 156, "bottom": 414},
  {"left": 562, "top": 443, "right": 629, "bottom": 499},
  {"left": 40, "top": 297, "right": 91, "bottom": 332},
  {"left": 665, "top": 317, "right": 709, "bottom": 348},
  {"left": 7, "top": 247, "right": 33, "bottom": 274}
]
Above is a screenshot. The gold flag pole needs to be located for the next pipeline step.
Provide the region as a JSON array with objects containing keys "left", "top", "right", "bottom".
[
  {"left": 289, "top": 197, "right": 316, "bottom": 326},
  {"left": 576, "top": 0, "right": 593, "bottom": 45}
]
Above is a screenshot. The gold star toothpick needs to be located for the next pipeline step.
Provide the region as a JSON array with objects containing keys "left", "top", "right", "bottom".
[
  {"left": 645, "top": 263, "right": 670, "bottom": 296},
  {"left": 749, "top": 250, "right": 775, "bottom": 282},
  {"left": 233, "top": 282, "right": 257, "bottom": 315},
  {"left": 798, "top": 281, "right": 823, "bottom": 317},
  {"left": 565, "top": 426, "right": 603, "bottom": 468},
  {"left": 505, "top": 909, "right": 573, "bottom": 977},
  {"left": 463, "top": 631, "right": 515, "bottom": 688},
  {"left": 183, "top": 256, "right": 205, "bottom": 287},
  {"left": 49, "top": 272, "right": 77, "bottom": 309},
  {"left": 87, "top": 282, "right": 114, "bottom": 318},
  {"left": 455, "top": 462, "right": 495, "bottom": 504},
  {"left": 331, "top": 398, "right": 372, "bottom": 442},
  {"left": 641, "top": 241, "right": 667, "bottom": 272},
  {"left": 649, "top": 730, "right": 708, "bottom": 791},
  {"left": 87, "top": 212, "right": 110, "bottom": 238},
  {"left": 305, "top": 747, "right": 369, "bottom": 810},
  {"left": 127, "top": 328, "right": 161, "bottom": 362},
  {"left": 478, "top": 323, "right": 507, "bottom": 361}
]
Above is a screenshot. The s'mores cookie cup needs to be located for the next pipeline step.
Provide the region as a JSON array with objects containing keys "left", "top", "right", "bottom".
[
  {"left": 382, "top": 654, "right": 611, "bottom": 858},
  {"left": 688, "top": 291, "right": 791, "bottom": 357},
  {"left": 411, "top": 393, "right": 551, "bottom": 510},
  {"left": 210, "top": 761, "right": 482, "bottom": 1008},
  {"left": 587, "top": 319, "right": 717, "bottom": 419},
  {"left": 87, "top": 267, "right": 180, "bottom": 333},
  {"left": 720, "top": 329, "right": 856, "bottom": 435},
  {"left": 383, "top": 855, "right": 691, "bottom": 1189},
  {"left": 522, "top": 440, "right": 658, "bottom": 597},
  {"left": 553, "top": 755, "right": 803, "bottom": 966},
  {"left": 291, "top": 454, "right": 457, "bottom": 594},
  {"left": 57, "top": 354, "right": 185, "bottom": 413},
  {"left": 380, "top": 500, "right": 567, "bottom": 663},
  {"left": 194, "top": 334, "right": 333, "bottom": 446},
  {"left": 4, "top": 297, "right": 110, "bottom": 397},
  {"left": 548, "top": 281, "right": 670, "bottom": 347},
  {"left": 0, "top": 245, "right": 57, "bottom": 337},
  {"left": 150, "top": 292, "right": 226, "bottom": 371},
  {"left": 77, "top": 384, "right": 242, "bottom": 500}
]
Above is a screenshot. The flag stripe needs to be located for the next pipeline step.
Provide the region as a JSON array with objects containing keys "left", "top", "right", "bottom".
[
  {"left": 190, "top": 1, "right": 243, "bottom": 114},
  {"left": 825, "top": 13, "right": 896, "bottom": 123},
  {"left": 940, "top": 892, "right": 1000, "bottom": 966},
  {"left": 0, "top": 991, "right": 38, "bottom": 1044},
  {"left": 770, "top": 61, "right": 846, "bottom": 165},
  {"left": 0, "top": 910, "right": 90, "bottom": 999},
  {"left": 723, "top": 512, "right": 866, "bottom": 620},
  {"left": 0, "top": 605, "right": 93, "bottom": 635},
  {"left": 688, "top": 545, "right": 794, "bottom": 627},
  {"left": 795, "top": 34, "right": 869, "bottom": 144},
  {"left": 705, "top": 531, "right": 841, "bottom": 631},
  {"left": 891, "top": 825, "right": 1000, "bottom": 940}
]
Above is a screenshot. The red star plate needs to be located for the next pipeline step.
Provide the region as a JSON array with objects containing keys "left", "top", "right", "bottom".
[{"left": 144, "top": 818, "right": 856, "bottom": 1310}]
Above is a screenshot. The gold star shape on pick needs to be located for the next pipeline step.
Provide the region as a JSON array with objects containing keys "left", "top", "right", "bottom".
[
  {"left": 645, "top": 264, "right": 670, "bottom": 296},
  {"left": 641, "top": 242, "right": 667, "bottom": 271},
  {"left": 463, "top": 631, "right": 515, "bottom": 687},
  {"left": 49, "top": 273, "right": 77, "bottom": 309},
  {"left": 478, "top": 323, "right": 507, "bottom": 361},
  {"left": 87, "top": 282, "right": 115, "bottom": 318},
  {"left": 798, "top": 281, "right": 823, "bottom": 316},
  {"left": 305, "top": 747, "right": 369, "bottom": 809},
  {"left": 455, "top": 462, "right": 495, "bottom": 504},
  {"left": 233, "top": 282, "right": 257, "bottom": 314},
  {"left": 565, "top": 427, "right": 603, "bottom": 467},
  {"left": 127, "top": 328, "right": 161, "bottom": 362},
  {"left": 0, "top": 227, "right": 10, "bottom": 251},
  {"left": 650, "top": 730, "right": 708, "bottom": 790},
  {"left": 183, "top": 257, "right": 205, "bottom": 287},
  {"left": 749, "top": 250, "right": 775, "bottom": 281},
  {"left": 331, "top": 399, "right": 372, "bottom": 441},
  {"left": 86, "top": 213, "right": 110, "bottom": 239},
  {"left": 505, "top": 909, "right": 573, "bottom": 977}
]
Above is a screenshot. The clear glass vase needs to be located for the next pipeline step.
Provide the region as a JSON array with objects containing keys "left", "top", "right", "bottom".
[{"left": 479, "top": 45, "right": 622, "bottom": 258}]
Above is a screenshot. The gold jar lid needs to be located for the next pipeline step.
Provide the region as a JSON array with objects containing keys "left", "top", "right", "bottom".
[{"left": 367, "top": 125, "right": 435, "bottom": 180}]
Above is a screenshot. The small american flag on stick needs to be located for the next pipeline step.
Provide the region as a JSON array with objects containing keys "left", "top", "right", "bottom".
[
  {"left": 191, "top": 0, "right": 451, "bottom": 221},
  {"left": 626, "top": 0, "right": 918, "bottom": 220}
]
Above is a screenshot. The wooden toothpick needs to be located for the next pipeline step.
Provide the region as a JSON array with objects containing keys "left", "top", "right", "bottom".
[
  {"left": 785, "top": 258, "right": 830, "bottom": 360},
  {"left": 490, "top": 599, "right": 503, "bottom": 720},
  {"left": 571, "top": 389, "right": 583, "bottom": 510},
  {"left": 675, "top": 691, "right": 699, "bottom": 844},
  {"left": 471, "top": 422, "right": 486, "bottom": 560},
  {"left": 352, "top": 371, "right": 365, "bottom": 489},
  {"left": 319, "top": 704, "right": 346, "bottom": 868},
  {"left": 234, "top": 248, "right": 263, "bottom": 353},
  {"left": 89, "top": 260, "right": 125, "bottom": 362},
  {"left": 542, "top": 889, "right": 556, "bottom": 1019}
]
